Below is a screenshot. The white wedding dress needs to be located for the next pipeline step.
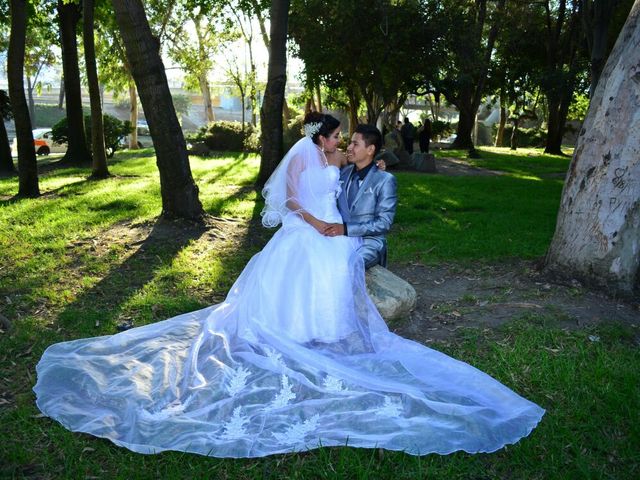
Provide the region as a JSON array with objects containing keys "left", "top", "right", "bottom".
[{"left": 34, "top": 138, "right": 544, "bottom": 457}]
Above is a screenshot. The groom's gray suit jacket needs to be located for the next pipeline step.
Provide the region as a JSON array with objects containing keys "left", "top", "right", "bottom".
[{"left": 337, "top": 163, "right": 397, "bottom": 268}]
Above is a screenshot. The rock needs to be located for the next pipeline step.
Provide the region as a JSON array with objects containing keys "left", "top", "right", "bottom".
[
  {"left": 188, "top": 141, "right": 210, "bottom": 156},
  {"left": 375, "top": 150, "right": 400, "bottom": 168},
  {"left": 413, "top": 153, "right": 437, "bottom": 173},
  {"left": 0, "top": 313, "right": 11, "bottom": 331},
  {"left": 396, "top": 149, "right": 413, "bottom": 168},
  {"left": 366, "top": 265, "right": 417, "bottom": 320}
]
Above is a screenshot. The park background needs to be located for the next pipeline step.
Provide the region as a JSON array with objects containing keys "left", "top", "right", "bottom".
[{"left": 2, "top": 0, "right": 639, "bottom": 478}]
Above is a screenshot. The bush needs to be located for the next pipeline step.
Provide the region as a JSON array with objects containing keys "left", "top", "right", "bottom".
[
  {"left": 51, "top": 114, "right": 133, "bottom": 158},
  {"left": 243, "top": 128, "right": 261, "bottom": 152},
  {"left": 430, "top": 120, "right": 452, "bottom": 140},
  {"left": 188, "top": 121, "right": 257, "bottom": 152},
  {"left": 283, "top": 115, "right": 305, "bottom": 152},
  {"left": 494, "top": 125, "right": 546, "bottom": 148}
]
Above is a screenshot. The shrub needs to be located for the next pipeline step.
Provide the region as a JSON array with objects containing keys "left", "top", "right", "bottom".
[
  {"left": 243, "top": 128, "right": 261, "bottom": 152},
  {"left": 430, "top": 120, "right": 452, "bottom": 140},
  {"left": 188, "top": 121, "right": 256, "bottom": 152},
  {"left": 283, "top": 115, "right": 304, "bottom": 152},
  {"left": 51, "top": 114, "right": 133, "bottom": 158}
]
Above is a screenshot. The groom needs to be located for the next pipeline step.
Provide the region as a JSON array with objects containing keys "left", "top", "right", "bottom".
[{"left": 324, "top": 124, "right": 398, "bottom": 269}]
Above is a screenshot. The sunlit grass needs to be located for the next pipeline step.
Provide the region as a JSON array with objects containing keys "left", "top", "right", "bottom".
[{"left": 434, "top": 146, "right": 572, "bottom": 179}]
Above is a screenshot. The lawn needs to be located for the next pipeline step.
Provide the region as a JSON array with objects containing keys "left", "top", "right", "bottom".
[{"left": 1, "top": 147, "right": 638, "bottom": 479}]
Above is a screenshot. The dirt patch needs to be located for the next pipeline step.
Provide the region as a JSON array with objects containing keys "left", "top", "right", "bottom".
[
  {"left": 391, "top": 156, "right": 503, "bottom": 176},
  {"left": 433, "top": 156, "right": 505, "bottom": 176},
  {"left": 56, "top": 219, "right": 640, "bottom": 345},
  {"left": 389, "top": 260, "right": 640, "bottom": 344}
]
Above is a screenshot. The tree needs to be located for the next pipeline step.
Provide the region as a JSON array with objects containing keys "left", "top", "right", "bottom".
[
  {"left": 490, "top": 2, "right": 546, "bottom": 147},
  {"left": 581, "top": 0, "right": 634, "bottom": 98},
  {"left": 8, "top": 0, "right": 39, "bottom": 196},
  {"left": 544, "top": 0, "right": 640, "bottom": 297},
  {"left": 256, "top": 0, "right": 289, "bottom": 189},
  {"left": 227, "top": 2, "right": 259, "bottom": 125},
  {"left": 0, "top": 90, "right": 16, "bottom": 174},
  {"left": 111, "top": 0, "right": 203, "bottom": 220},
  {"left": 23, "top": 7, "right": 57, "bottom": 129},
  {"left": 94, "top": 6, "right": 140, "bottom": 150},
  {"left": 221, "top": 41, "right": 250, "bottom": 133},
  {"left": 165, "top": 2, "right": 230, "bottom": 124},
  {"left": 84, "top": 0, "right": 109, "bottom": 178},
  {"left": 539, "top": 0, "right": 585, "bottom": 155},
  {"left": 58, "top": 0, "right": 92, "bottom": 165},
  {"left": 290, "top": 0, "right": 435, "bottom": 128},
  {"left": 435, "top": 0, "right": 507, "bottom": 151}
]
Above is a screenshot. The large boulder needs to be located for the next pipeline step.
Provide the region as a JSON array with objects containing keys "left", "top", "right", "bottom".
[
  {"left": 365, "top": 265, "right": 416, "bottom": 320},
  {"left": 412, "top": 153, "right": 437, "bottom": 173},
  {"left": 375, "top": 149, "right": 400, "bottom": 168},
  {"left": 188, "top": 141, "right": 211, "bottom": 157},
  {"left": 396, "top": 149, "right": 413, "bottom": 168}
]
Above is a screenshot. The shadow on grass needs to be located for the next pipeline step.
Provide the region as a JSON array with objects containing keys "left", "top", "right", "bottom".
[
  {"left": 56, "top": 217, "right": 209, "bottom": 333},
  {"left": 53, "top": 181, "right": 269, "bottom": 336}
]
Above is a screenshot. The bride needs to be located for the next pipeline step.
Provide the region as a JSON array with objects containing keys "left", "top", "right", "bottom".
[{"left": 34, "top": 113, "right": 544, "bottom": 458}]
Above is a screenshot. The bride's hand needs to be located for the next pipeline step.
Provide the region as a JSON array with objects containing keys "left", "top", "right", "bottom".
[
  {"left": 312, "top": 219, "right": 330, "bottom": 234},
  {"left": 323, "top": 223, "right": 345, "bottom": 236}
]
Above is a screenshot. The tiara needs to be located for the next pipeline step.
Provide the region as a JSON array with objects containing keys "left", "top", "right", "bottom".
[{"left": 304, "top": 122, "right": 322, "bottom": 138}]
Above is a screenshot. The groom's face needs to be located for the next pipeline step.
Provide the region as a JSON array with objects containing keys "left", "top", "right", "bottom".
[{"left": 347, "top": 133, "right": 374, "bottom": 166}]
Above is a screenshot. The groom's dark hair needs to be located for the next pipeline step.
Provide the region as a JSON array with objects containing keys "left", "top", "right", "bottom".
[{"left": 355, "top": 124, "right": 382, "bottom": 157}]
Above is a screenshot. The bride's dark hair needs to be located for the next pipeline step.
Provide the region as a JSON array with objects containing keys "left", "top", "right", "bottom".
[{"left": 303, "top": 112, "right": 340, "bottom": 144}]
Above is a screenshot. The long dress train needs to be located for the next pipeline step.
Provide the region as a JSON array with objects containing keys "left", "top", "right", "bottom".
[{"left": 33, "top": 139, "right": 544, "bottom": 457}]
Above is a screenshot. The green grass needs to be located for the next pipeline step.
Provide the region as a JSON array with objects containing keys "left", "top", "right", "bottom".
[
  {"left": 434, "top": 146, "right": 572, "bottom": 178},
  {"left": 1, "top": 147, "right": 638, "bottom": 479},
  {"left": 392, "top": 147, "right": 571, "bottom": 263}
]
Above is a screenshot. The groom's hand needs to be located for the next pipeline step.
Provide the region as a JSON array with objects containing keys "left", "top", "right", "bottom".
[{"left": 323, "top": 223, "right": 345, "bottom": 237}]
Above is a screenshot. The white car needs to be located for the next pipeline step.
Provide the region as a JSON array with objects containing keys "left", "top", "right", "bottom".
[
  {"left": 136, "top": 120, "right": 150, "bottom": 136},
  {"left": 11, "top": 128, "right": 67, "bottom": 156}
]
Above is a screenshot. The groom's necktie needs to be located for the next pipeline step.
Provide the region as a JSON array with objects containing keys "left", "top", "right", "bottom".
[{"left": 347, "top": 172, "right": 360, "bottom": 208}]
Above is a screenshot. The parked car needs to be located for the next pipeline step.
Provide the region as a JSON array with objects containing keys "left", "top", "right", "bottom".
[
  {"left": 136, "top": 120, "right": 150, "bottom": 136},
  {"left": 11, "top": 128, "right": 67, "bottom": 156}
]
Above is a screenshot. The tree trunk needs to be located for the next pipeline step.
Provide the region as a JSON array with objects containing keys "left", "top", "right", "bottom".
[
  {"left": 315, "top": 84, "right": 322, "bottom": 112},
  {"left": 305, "top": 97, "right": 314, "bottom": 113},
  {"left": 8, "top": 0, "right": 39, "bottom": 197},
  {"left": 544, "top": 99, "right": 565, "bottom": 154},
  {"left": 239, "top": 86, "right": 246, "bottom": 133},
  {"left": 112, "top": 0, "right": 203, "bottom": 220},
  {"left": 510, "top": 118, "right": 519, "bottom": 150},
  {"left": 545, "top": 1, "right": 640, "bottom": 297},
  {"left": 58, "top": 0, "right": 91, "bottom": 165},
  {"left": 58, "top": 76, "right": 65, "bottom": 109},
  {"left": 589, "top": 0, "right": 616, "bottom": 98},
  {"left": 347, "top": 87, "right": 360, "bottom": 137},
  {"left": 83, "top": 0, "right": 109, "bottom": 179},
  {"left": 451, "top": 96, "right": 475, "bottom": 149},
  {"left": 0, "top": 115, "right": 15, "bottom": 174},
  {"left": 363, "top": 88, "right": 383, "bottom": 126},
  {"left": 256, "top": 0, "right": 289, "bottom": 189},
  {"left": 283, "top": 97, "right": 290, "bottom": 123},
  {"left": 198, "top": 72, "right": 215, "bottom": 123},
  {"left": 248, "top": 47, "right": 258, "bottom": 126},
  {"left": 26, "top": 75, "right": 36, "bottom": 128},
  {"left": 495, "top": 104, "right": 506, "bottom": 147},
  {"left": 128, "top": 79, "right": 139, "bottom": 149}
]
